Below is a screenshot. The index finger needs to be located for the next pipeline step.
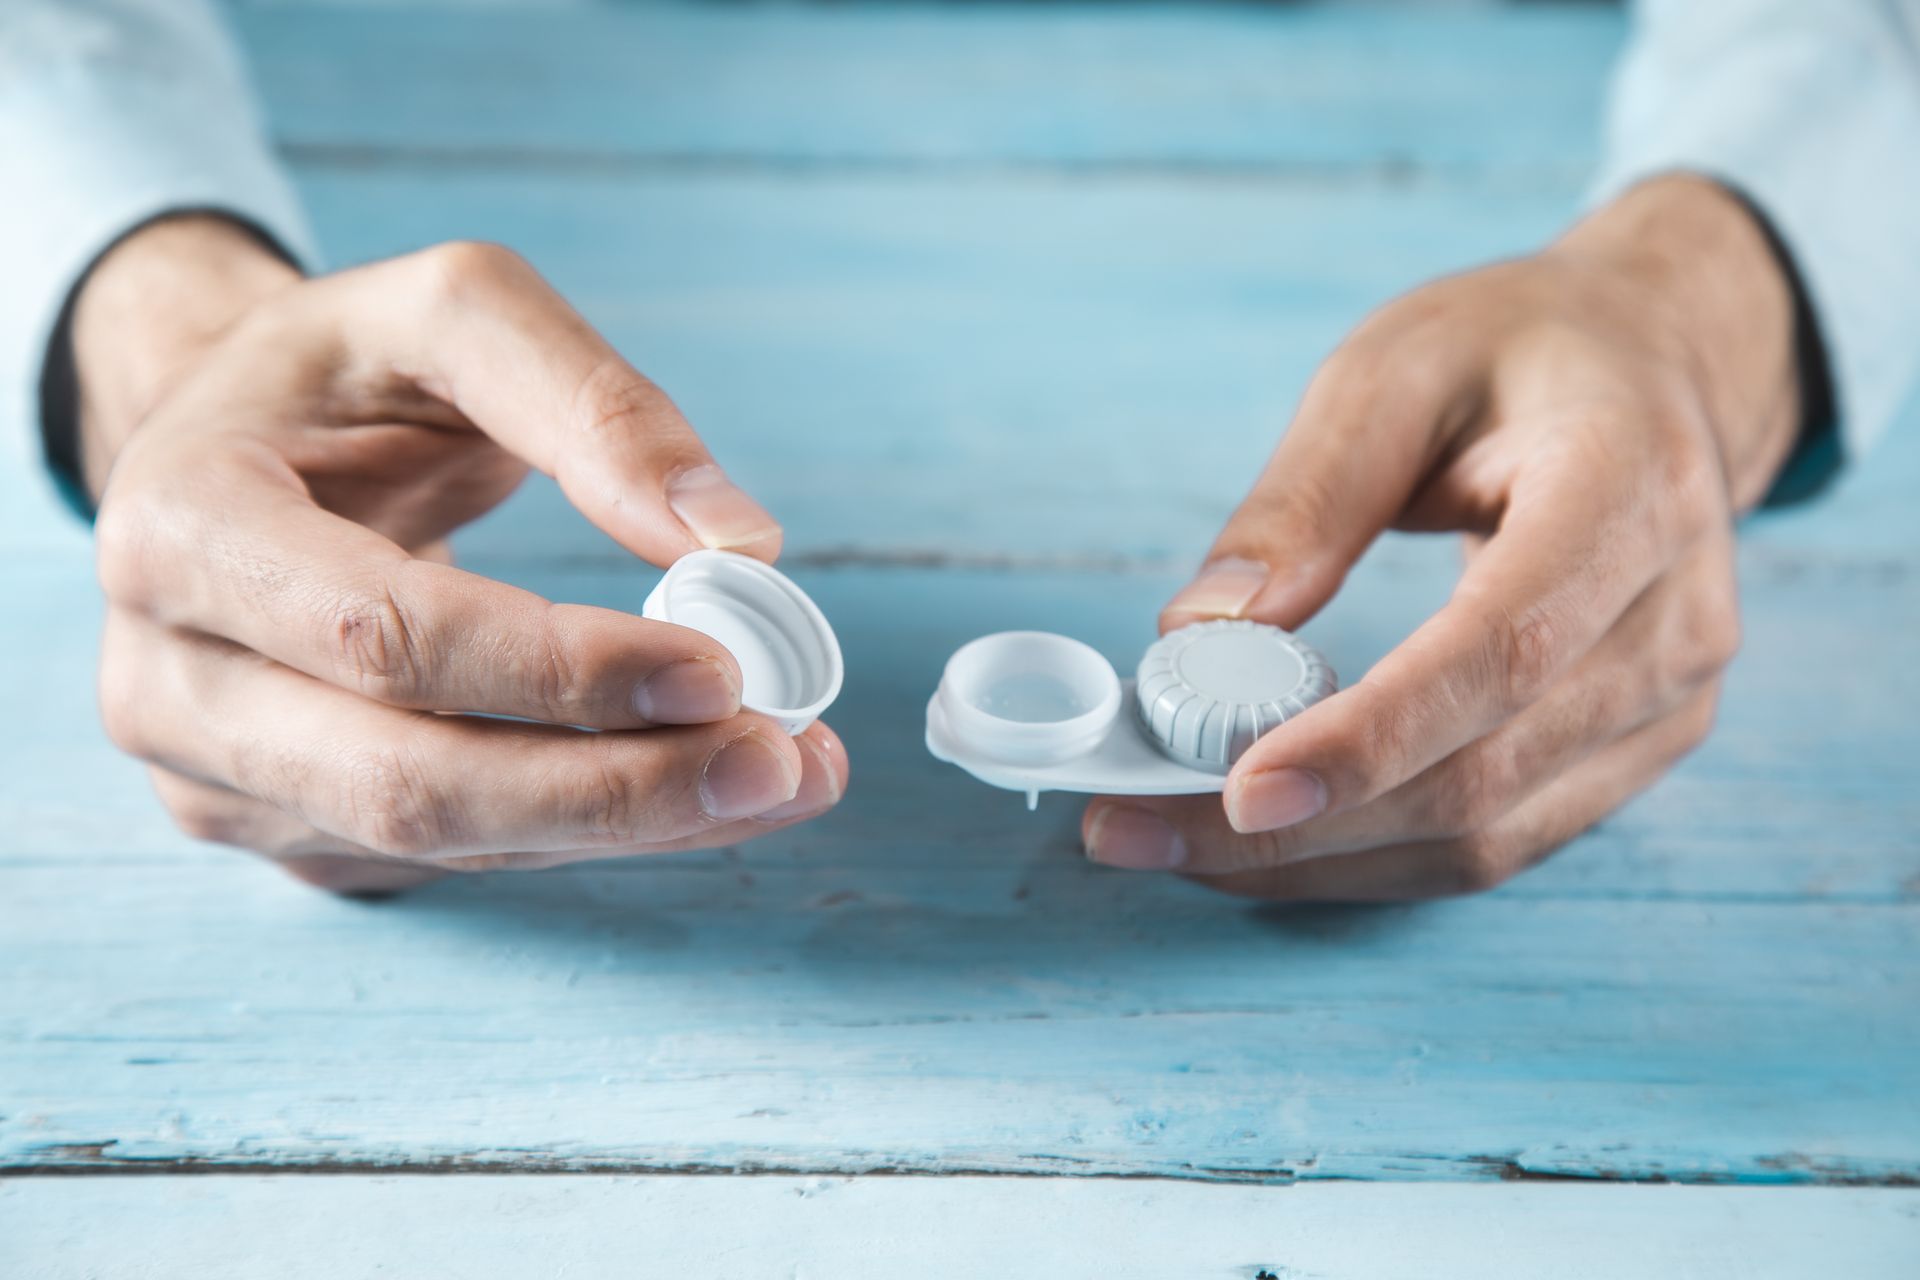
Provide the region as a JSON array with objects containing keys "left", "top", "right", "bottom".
[
  {"left": 1221, "top": 421, "right": 1708, "bottom": 833},
  {"left": 313, "top": 242, "right": 783, "bottom": 566}
]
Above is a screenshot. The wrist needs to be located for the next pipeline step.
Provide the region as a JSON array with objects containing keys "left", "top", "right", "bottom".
[
  {"left": 1551, "top": 174, "right": 1799, "bottom": 512},
  {"left": 70, "top": 214, "right": 302, "bottom": 498}
]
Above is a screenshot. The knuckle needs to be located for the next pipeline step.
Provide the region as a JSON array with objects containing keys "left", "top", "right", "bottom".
[
  {"left": 93, "top": 491, "right": 167, "bottom": 609},
  {"left": 1488, "top": 605, "right": 1564, "bottom": 711},
  {"left": 97, "top": 634, "right": 152, "bottom": 760},
  {"left": 1309, "top": 339, "right": 1377, "bottom": 399},
  {"left": 1697, "top": 581, "right": 1744, "bottom": 673},
  {"left": 1678, "top": 689, "right": 1722, "bottom": 755},
  {"left": 418, "top": 239, "right": 529, "bottom": 302},
  {"left": 279, "top": 859, "right": 365, "bottom": 892},
  {"left": 1665, "top": 574, "right": 1742, "bottom": 692},
  {"left": 218, "top": 285, "right": 313, "bottom": 361},
  {"left": 1705, "top": 610, "right": 1743, "bottom": 672},
  {"left": 528, "top": 607, "right": 590, "bottom": 720},
  {"left": 278, "top": 855, "right": 407, "bottom": 895},
  {"left": 1248, "top": 466, "right": 1343, "bottom": 557},
  {"left": 1210, "top": 825, "right": 1314, "bottom": 876},
  {"left": 165, "top": 794, "right": 248, "bottom": 848},
  {"left": 561, "top": 752, "right": 650, "bottom": 845},
  {"left": 341, "top": 739, "right": 452, "bottom": 858},
  {"left": 1438, "top": 833, "right": 1515, "bottom": 896},
  {"left": 1669, "top": 618, "right": 1737, "bottom": 693},
  {"left": 97, "top": 677, "right": 148, "bottom": 760},
  {"left": 1426, "top": 744, "right": 1521, "bottom": 836},
  {"left": 326, "top": 580, "right": 428, "bottom": 702},
  {"left": 1346, "top": 685, "right": 1419, "bottom": 798},
  {"left": 1655, "top": 434, "right": 1727, "bottom": 542},
  {"left": 1330, "top": 293, "right": 1454, "bottom": 400},
  {"left": 567, "top": 357, "right": 683, "bottom": 457}
]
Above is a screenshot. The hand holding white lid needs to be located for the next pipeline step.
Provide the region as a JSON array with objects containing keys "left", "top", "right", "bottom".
[{"left": 83, "top": 227, "right": 847, "bottom": 892}]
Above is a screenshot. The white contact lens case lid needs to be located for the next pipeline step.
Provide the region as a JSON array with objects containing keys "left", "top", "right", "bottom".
[
  {"left": 926, "top": 620, "right": 1335, "bottom": 808},
  {"left": 642, "top": 549, "right": 842, "bottom": 735}
]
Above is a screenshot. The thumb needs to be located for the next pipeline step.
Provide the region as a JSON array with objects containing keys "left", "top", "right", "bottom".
[{"left": 1160, "top": 347, "right": 1452, "bottom": 633}]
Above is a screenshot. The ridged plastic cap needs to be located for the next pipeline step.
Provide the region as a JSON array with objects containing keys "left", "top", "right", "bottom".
[
  {"left": 1134, "top": 619, "right": 1335, "bottom": 774},
  {"left": 641, "top": 550, "right": 842, "bottom": 736}
]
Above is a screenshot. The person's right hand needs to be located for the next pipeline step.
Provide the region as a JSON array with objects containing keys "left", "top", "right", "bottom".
[{"left": 76, "top": 217, "right": 847, "bottom": 894}]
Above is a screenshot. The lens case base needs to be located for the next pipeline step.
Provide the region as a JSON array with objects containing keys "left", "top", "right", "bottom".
[{"left": 927, "top": 620, "right": 1336, "bottom": 808}]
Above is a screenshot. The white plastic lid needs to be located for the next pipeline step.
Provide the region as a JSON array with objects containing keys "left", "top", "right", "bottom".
[
  {"left": 641, "top": 550, "right": 842, "bottom": 735},
  {"left": 1135, "top": 619, "right": 1335, "bottom": 773}
]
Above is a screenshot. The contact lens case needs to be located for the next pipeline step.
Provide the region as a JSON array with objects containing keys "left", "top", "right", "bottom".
[
  {"left": 926, "top": 619, "right": 1336, "bottom": 807},
  {"left": 642, "top": 550, "right": 843, "bottom": 735}
]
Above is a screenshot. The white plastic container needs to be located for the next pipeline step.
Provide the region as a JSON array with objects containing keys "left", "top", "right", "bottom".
[
  {"left": 935, "top": 632, "right": 1123, "bottom": 766},
  {"left": 927, "top": 619, "right": 1334, "bottom": 808},
  {"left": 642, "top": 550, "right": 843, "bottom": 735}
]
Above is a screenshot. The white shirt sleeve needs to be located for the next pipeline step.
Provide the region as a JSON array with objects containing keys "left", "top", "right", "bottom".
[
  {"left": 1595, "top": 0, "right": 1920, "bottom": 458},
  {"left": 0, "top": 0, "right": 314, "bottom": 472}
]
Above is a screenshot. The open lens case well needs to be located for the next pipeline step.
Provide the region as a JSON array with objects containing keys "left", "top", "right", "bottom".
[{"left": 927, "top": 619, "right": 1336, "bottom": 808}]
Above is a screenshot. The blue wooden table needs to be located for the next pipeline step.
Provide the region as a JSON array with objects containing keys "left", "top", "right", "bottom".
[{"left": 4, "top": 4, "right": 1918, "bottom": 1274}]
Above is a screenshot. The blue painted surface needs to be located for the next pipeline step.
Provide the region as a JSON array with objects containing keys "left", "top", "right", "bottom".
[
  {"left": 2, "top": 0, "right": 1917, "bottom": 1231},
  {"left": 7, "top": 1178, "right": 1920, "bottom": 1279},
  {"left": 232, "top": 3, "right": 1616, "bottom": 177}
]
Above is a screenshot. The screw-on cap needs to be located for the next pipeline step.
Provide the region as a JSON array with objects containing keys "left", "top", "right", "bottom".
[
  {"left": 1134, "top": 619, "right": 1335, "bottom": 773},
  {"left": 641, "top": 550, "right": 842, "bottom": 735}
]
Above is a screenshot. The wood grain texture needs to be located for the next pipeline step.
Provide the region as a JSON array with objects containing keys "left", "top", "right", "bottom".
[
  {"left": 2, "top": 0, "right": 1916, "bottom": 1209},
  {"left": 6, "top": 1177, "right": 1919, "bottom": 1279},
  {"left": 4, "top": 550, "right": 1916, "bottom": 1182},
  {"left": 295, "top": 169, "right": 1577, "bottom": 565},
  {"left": 232, "top": 3, "right": 1616, "bottom": 179}
]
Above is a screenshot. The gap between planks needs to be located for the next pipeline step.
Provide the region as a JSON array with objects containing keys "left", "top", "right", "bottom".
[
  {"left": 9, "top": 1153, "right": 1917, "bottom": 1189},
  {"left": 276, "top": 142, "right": 1586, "bottom": 189}
]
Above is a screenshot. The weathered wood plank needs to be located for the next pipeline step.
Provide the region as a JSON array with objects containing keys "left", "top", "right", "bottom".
[
  {"left": 285, "top": 169, "right": 1576, "bottom": 565},
  {"left": 3, "top": 854, "right": 1914, "bottom": 1181},
  {"left": 6, "top": 1177, "right": 1919, "bottom": 1279},
  {"left": 2, "top": 0, "right": 1914, "bottom": 1197},
  {"left": 233, "top": 5, "right": 1619, "bottom": 179},
  {"left": 3, "top": 548, "right": 1916, "bottom": 1182}
]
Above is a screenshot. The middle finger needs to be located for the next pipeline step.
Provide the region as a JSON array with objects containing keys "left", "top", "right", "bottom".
[{"left": 104, "top": 611, "right": 814, "bottom": 859}]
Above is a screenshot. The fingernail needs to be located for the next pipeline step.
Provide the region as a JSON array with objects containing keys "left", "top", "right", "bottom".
[
  {"left": 1085, "top": 805, "right": 1187, "bottom": 871},
  {"left": 1227, "top": 767, "right": 1327, "bottom": 833},
  {"left": 1162, "top": 556, "right": 1270, "bottom": 625},
  {"left": 666, "top": 464, "right": 781, "bottom": 553},
  {"left": 700, "top": 731, "right": 800, "bottom": 821},
  {"left": 752, "top": 734, "right": 843, "bottom": 824},
  {"left": 633, "top": 657, "right": 739, "bottom": 723}
]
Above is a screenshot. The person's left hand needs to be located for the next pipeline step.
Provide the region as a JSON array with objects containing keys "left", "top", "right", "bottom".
[{"left": 1082, "top": 176, "right": 1803, "bottom": 900}]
